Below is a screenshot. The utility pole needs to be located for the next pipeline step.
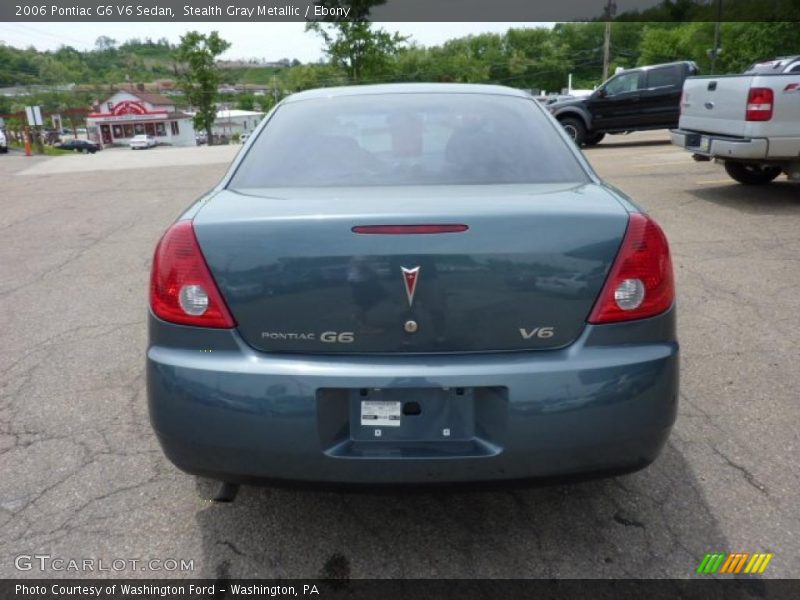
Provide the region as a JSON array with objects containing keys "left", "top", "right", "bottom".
[
  {"left": 602, "top": 0, "right": 617, "bottom": 81},
  {"left": 710, "top": 0, "right": 723, "bottom": 74}
]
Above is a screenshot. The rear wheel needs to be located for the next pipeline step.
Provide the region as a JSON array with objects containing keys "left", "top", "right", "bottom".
[
  {"left": 559, "top": 117, "right": 586, "bottom": 146},
  {"left": 724, "top": 162, "right": 782, "bottom": 185},
  {"left": 584, "top": 132, "right": 606, "bottom": 146}
]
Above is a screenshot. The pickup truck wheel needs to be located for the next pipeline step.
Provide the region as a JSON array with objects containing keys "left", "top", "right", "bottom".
[
  {"left": 724, "top": 162, "right": 782, "bottom": 185},
  {"left": 559, "top": 118, "right": 586, "bottom": 146},
  {"left": 584, "top": 132, "right": 605, "bottom": 146}
]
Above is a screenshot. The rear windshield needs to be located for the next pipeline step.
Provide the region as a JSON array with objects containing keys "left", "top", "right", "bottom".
[{"left": 228, "top": 93, "right": 589, "bottom": 188}]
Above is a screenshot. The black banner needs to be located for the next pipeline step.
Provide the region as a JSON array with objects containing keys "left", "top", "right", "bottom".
[
  {"left": 3, "top": 0, "right": 800, "bottom": 22},
  {"left": 3, "top": 579, "right": 800, "bottom": 600}
]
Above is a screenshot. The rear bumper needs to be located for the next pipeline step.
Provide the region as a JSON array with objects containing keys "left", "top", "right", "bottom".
[
  {"left": 670, "top": 129, "right": 768, "bottom": 160},
  {"left": 147, "top": 309, "right": 679, "bottom": 485}
]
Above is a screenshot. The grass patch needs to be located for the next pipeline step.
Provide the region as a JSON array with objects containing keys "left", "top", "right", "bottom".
[{"left": 10, "top": 141, "right": 76, "bottom": 156}]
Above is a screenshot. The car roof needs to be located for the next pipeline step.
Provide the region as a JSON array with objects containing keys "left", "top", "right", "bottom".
[
  {"left": 283, "top": 83, "right": 531, "bottom": 104},
  {"left": 746, "top": 56, "right": 800, "bottom": 72},
  {"left": 624, "top": 61, "right": 695, "bottom": 72}
]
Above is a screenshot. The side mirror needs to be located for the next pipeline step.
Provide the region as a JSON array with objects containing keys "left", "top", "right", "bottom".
[{"left": 596, "top": 88, "right": 608, "bottom": 98}]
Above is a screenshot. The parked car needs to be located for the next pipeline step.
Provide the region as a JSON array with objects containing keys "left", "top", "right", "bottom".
[
  {"left": 547, "top": 61, "right": 699, "bottom": 146},
  {"left": 671, "top": 56, "right": 800, "bottom": 184},
  {"left": 130, "top": 134, "right": 157, "bottom": 150},
  {"left": 55, "top": 139, "right": 101, "bottom": 154},
  {"left": 147, "top": 83, "right": 678, "bottom": 493},
  {"left": 239, "top": 133, "right": 250, "bottom": 143},
  {"left": 195, "top": 132, "right": 208, "bottom": 145},
  {"left": 0, "top": 129, "right": 7, "bottom": 153}
]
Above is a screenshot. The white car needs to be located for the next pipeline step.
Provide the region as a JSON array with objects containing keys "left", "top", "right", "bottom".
[
  {"left": 130, "top": 134, "right": 157, "bottom": 150},
  {"left": 0, "top": 129, "right": 8, "bottom": 154}
]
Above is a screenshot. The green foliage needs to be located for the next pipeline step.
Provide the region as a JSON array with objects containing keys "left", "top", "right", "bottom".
[
  {"left": 236, "top": 93, "right": 256, "bottom": 111},
  {"left": 305, "top": 0, "right": 406, "bottom": 82},
  {"left": 0, "top": 37, "right": 178, "bottom": 87},
  {"left": 717, "top": 22, "right": 800, "bottom": 72},
  {"left": 306, "top": 21, "right": 407, "bottom": 82},
  {"left": 1, "top": 14, "right": 799, "bottom": 107},
  {"left": 176, "top": 31, "right": 231, "bottom": 143},
  {"left": 638, "top": 24, "right": 705, "bottom": 66}
]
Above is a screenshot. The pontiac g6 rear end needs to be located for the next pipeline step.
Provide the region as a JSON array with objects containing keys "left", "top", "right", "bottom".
[{"left": 147, "top": 84, "right": 678, "bottom": 487}]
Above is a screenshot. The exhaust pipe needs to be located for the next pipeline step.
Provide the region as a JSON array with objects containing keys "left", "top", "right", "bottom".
[{"left": 692, "top": 154, "right": 711, "bottom": 162}]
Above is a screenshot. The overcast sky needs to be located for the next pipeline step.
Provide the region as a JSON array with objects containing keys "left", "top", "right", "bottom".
[{"left": 0, "top": 22, "right": 554, "bottom": 63}]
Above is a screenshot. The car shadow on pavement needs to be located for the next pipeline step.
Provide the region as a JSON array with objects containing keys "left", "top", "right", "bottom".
[
  {"left": 193, "top": 441, "right": 727, "bottom": 579},
  {"left": 687, "top": 181, "right": 800, "bottom": 215},
  {"left": 584, "top": 138, "right": 672, "bottom": 150}
]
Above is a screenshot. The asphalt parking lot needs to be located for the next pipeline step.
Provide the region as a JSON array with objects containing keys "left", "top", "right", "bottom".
[{"left": 1, "top": 131, "right": 798, "bottom": 579}]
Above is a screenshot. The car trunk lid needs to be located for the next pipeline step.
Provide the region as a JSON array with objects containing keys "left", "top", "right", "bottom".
[{"left": 193, "top": 184, "right": 629, "bottom": 354}]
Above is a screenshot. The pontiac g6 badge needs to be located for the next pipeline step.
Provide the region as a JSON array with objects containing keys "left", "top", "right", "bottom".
[{"left": 401, "top": 266, "right": 420, "bottom": 307}]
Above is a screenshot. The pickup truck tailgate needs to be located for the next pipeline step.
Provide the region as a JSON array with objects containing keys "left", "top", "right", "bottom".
[{"left": 679, "top": 76, "right": 756, "bottom": 137}]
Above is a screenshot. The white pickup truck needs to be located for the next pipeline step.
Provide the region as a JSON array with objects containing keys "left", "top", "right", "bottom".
[{"left": 671, "top": 56, "right": 800, "bottom": 184}]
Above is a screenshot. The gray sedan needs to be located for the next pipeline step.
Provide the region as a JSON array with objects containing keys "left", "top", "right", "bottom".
[{"left": 147, "top": 84, "right": 678, "bottom": 495}]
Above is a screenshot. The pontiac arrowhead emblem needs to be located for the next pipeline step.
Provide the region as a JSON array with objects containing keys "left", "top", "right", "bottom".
[{"left": 401, "top": 266, "right": 420, "bottom": 307}]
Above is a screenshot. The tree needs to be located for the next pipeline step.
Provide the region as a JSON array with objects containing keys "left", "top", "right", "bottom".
[
  {"left": 175, "top": 31, "right": 230, "bottom": 144},
  {"left": 306, "top": 1, "right": 407, "bottom": 83},
  {"left": 236, "top": 93, "right": 256, "bottom": 111},
  {"left": 95, "top": 36, "right": 117, "bottom": 52},
  {"left": 0, "top": 95, "right": 13, "bottom": 116},
  {"left": 717, "top": 22, "right": 800, "bottom": 73}
]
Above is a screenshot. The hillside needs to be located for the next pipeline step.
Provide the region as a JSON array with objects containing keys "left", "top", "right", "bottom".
[
  {"left": 1, "top": 20, "right": 798, "bottom": 110},
  {"left": 0, "top": 37, "right": 298, "bottom": 89}
]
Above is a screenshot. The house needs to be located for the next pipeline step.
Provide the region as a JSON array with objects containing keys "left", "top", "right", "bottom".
[
  {"left": 186, "top": 108, "right": 266, "bottom": 139},
  {"left": 85, "top": 90, "right": 195, "bottom": 147},
  {"left": 213, "top": 109, "right": 265, "bottom": 137}
]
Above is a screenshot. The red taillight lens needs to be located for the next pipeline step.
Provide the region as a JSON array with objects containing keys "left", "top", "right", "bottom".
[
  {"left": 746, "top": 87, "right": 774, "bottom": 121},
  {"left": 149, "top": 220, "right": 236, "bottom": 328},
  {"left": 588, "top": 213, "right": 674, "bottom": 324}
]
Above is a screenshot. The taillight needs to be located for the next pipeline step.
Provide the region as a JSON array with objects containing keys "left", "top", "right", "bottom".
[
  {"left": 588, "top": 213, "right": 674, "bottom": 324},
  {"left": 149, "top": 220, "right": 236, "bottom": 328},
  {"left": 746, "top": 87, "right": 774, "bottom": 121}
]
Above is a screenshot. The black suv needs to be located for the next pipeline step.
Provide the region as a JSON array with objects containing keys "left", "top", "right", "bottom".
[{"left": 547, "top": 61, "right": 699, "bottom": 146}]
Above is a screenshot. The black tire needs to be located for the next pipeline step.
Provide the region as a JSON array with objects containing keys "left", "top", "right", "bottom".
[
  {"left": 724, "top": 162, "right": 782, "bottom": 185},
  {"left": 559, "top": 117, "right": 586, "bottom": 146},
  {"left": 584, "top": 132, "right": 606, "bottom": 146}
]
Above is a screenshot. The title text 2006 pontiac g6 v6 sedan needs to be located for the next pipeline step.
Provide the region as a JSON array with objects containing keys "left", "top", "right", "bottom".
[{"left": 147, "top": 84, "right": 678, "bottom": 490}]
